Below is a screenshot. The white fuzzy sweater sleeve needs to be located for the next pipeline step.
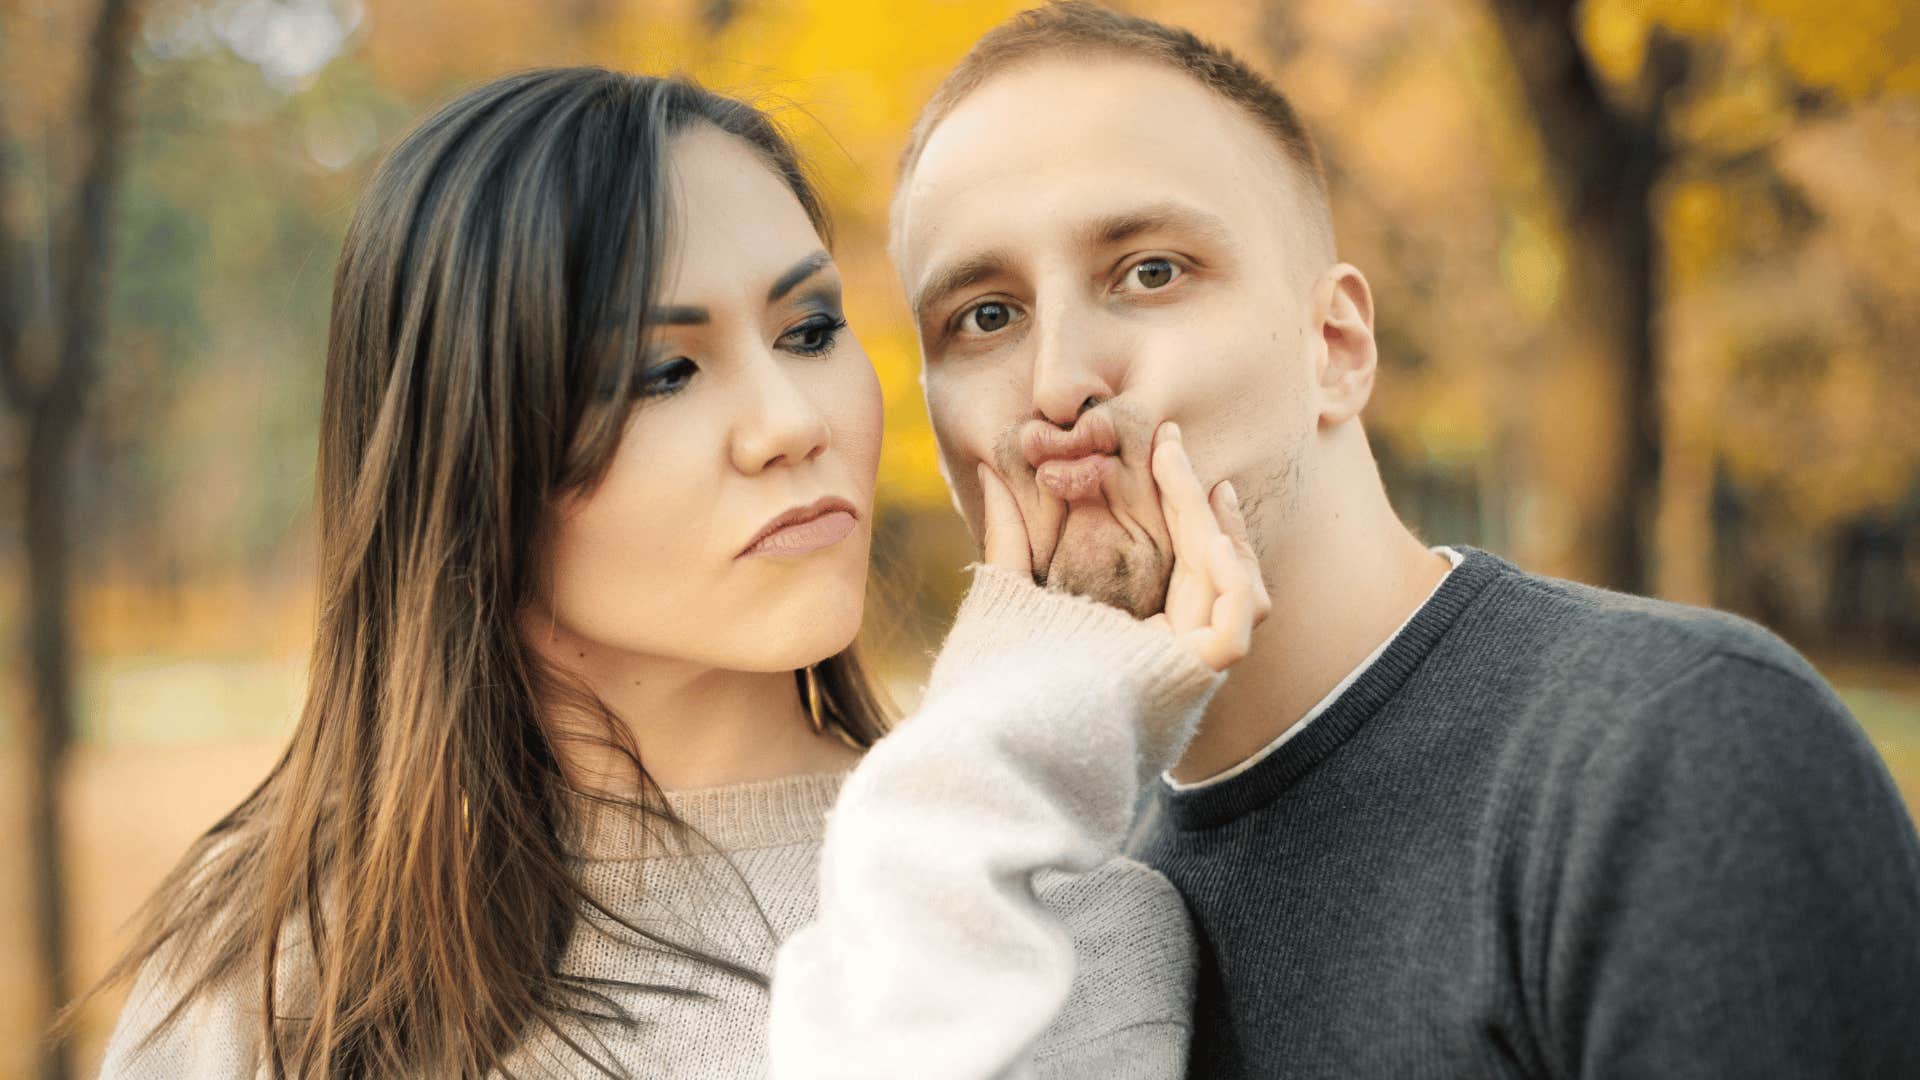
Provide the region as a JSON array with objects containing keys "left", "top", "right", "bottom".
[{"left": 768, "top": 565, "right": 1224, "bottom": 1079}]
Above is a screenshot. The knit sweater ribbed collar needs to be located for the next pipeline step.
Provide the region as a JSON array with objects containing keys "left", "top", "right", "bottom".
[
  {"left": 573, "top": 769, "right": 852, "bottom": 861},
  {"left": 1157, "top": 546, "right": 1512, "bottom": 831}
]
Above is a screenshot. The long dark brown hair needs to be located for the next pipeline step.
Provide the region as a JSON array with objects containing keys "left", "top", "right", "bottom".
[{"left": 77, "top": 67, "right": 891, "bottom": 1077}]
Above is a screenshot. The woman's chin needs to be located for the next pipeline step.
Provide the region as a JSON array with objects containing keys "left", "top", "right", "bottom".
[
  {"left": 745, "top": 586, "right": 866, "bottom": 671},
  {"left": 762, "top": 545, "right": 868, "bottom": 656}
]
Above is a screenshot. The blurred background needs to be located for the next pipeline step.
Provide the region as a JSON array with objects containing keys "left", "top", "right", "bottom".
[{"left": 2, "top": 0, "right": 1917, "bottom": 1075}]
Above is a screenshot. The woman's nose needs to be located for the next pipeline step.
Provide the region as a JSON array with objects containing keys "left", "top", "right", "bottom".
[{"left": 730, "top": 360, "right": 830, "bottom": 474}]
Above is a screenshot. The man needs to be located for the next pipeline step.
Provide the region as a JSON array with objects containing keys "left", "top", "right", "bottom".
[{"left": 892, "top": 3, "right": 1920, "bottom": 1076}]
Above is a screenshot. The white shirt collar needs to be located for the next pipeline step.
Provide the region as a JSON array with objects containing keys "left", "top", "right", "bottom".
[{"left": 1166, "top": 546, "right": 1463, "bottom": 792}]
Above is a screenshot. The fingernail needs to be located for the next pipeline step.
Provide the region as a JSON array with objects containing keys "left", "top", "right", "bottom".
[
  {"left": 1222, "top": 480, "right": 1239, "bottom": 508},
  {"left": 1165, "top": 422, "right": 1182, "bottom": 442}
]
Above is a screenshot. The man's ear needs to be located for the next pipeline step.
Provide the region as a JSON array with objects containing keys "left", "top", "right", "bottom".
[{"left": 1313, "top": 263, "right": 1377, "bottom": 427}]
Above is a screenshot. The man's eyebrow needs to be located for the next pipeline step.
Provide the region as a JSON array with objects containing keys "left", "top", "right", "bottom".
[
  {"left": 768, "top": 250, "right": 833, "bottom": 304},
  {"left": 911, "top": 250, "right": 1015, "bottom": 323},
  {"left": 1079, "top": 202, "right": 1235, "bottom": 251}
]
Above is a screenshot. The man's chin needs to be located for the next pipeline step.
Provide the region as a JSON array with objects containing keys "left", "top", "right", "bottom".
[{"left": 1041, "top": 508, "right": 1169, "bottom": 619}]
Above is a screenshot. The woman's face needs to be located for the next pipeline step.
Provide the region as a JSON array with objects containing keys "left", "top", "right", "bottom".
[{"left": 535, "top": 125, "right": 883, "bottom": 675}]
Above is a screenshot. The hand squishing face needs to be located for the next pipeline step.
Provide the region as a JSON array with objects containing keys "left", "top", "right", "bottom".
[
  {"left": 904, "top": 56, "right": 1333, "bottom": 617},
  {"left": 990, "top": 398, "right": 1172, "bottom": 617}
]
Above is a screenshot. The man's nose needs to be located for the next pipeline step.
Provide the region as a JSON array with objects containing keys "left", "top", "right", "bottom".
[
  {"left": 1028, "top": 300, "right": 1119, "bottom": 428},
  {"left": 730, "top": 359, "right": 830, "bottom": 474}
]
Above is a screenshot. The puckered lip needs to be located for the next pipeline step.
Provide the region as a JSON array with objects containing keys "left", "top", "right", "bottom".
[
  {"left": 737, "top": 495, "right": 859, "bottom": 557},
  {"left": 1020, "top": 411, "right": 1121, "bottom": 470}
]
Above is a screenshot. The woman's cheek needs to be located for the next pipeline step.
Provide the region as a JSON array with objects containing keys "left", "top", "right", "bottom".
[{"left": 841, "top": 357, "right": 886, "bottom": 487}]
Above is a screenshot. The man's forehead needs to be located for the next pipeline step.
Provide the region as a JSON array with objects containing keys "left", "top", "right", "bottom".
[{"left": 897, "top": 55, "right": 1292, "bottom": 275}]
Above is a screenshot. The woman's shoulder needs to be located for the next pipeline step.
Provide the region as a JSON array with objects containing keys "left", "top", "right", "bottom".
[
  {"left": 1031, "top": 856, "right": 1196, "bottom": 1071},
  {"left": 98, "top": 832, "right": 315, "bottom": 1080},
  {"left": 98, "top": 933, "right": 286, "bottom": 1079},
  {"left": 1036, "top": 855, "right": 1192, "bottom": 943},
  {"left": 100, "top": 975, "right": 264, "bottom": 1079}
]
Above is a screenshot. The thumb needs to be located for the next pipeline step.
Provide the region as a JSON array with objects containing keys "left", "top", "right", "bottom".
[{"left": 978, "top": 463, "right": 1033, "bottom": 573}]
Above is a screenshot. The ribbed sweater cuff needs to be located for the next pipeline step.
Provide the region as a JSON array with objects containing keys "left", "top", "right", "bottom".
[{"left": 927, "top": 564, "right": 1224, "bottom": 770}]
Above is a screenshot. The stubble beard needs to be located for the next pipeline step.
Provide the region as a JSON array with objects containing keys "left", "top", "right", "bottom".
[{"left": 1044, "top": 519, "right": 1170, "bottom": 619}]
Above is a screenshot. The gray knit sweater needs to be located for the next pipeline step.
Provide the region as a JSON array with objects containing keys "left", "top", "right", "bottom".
[{"left": 1133, "top": 546, "right": 1920, "bottom": 1078}]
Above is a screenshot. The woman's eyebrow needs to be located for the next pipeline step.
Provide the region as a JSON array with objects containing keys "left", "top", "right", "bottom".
[
  {"left": 768, "top": 250, "right": 833, "bottom": 304},
  {"left": 649, "top": 305, "right": 708, "bottom": 326},
  {"left": 645, "top": 250, "right": 833, "bottom": 326}
]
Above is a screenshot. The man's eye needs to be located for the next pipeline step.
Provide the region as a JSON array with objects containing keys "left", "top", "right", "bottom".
[
  {"left": 960, "top": 301, "right": 1018, "bottom": 335},
  {"left": 1125, "top": 258, "right": 1181, "bottom": 291}
]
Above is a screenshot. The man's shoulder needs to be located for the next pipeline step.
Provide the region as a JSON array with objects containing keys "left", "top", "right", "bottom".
[
  {"left": 1452, "top": 556, "right": 1886, "bottom": 822},
  {"left": 1468, "top": 553, "right": 1828, "bottom": 706}
]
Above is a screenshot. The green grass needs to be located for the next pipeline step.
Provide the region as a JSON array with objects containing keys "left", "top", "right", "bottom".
[
  {"left": 1837, "top": 685, "right": 1920, "bottom": 824},
  {"left": 1842, "top": 686, "right": 1920, "bottom": 745}
]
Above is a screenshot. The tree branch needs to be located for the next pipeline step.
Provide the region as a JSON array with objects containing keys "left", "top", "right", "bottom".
[
  {"left": 1484, "top": 0, "right": 1655, "bottom": 218},
  {"left": 17, "top": 4, "right": 143, "bottom": 1078},
  {"left": 46, "top": 0, "right": 140, "bottom": 420},
  {"left": 0, "top": 75, "right": 37, "bottom": 412}
]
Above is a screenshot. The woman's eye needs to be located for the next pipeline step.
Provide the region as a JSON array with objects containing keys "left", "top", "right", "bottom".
[
  {"left": 1125, "top": 258, "right": 1181, "bottom": 291},
  {"left": 960, "top": 301, "right": 1019, "bottom": 335},
  {"left": 780, "top": 314, "right": 848, "bottom": 357},
  {"left": 637, "top": 357, "right": 698, "bottom": 399}
]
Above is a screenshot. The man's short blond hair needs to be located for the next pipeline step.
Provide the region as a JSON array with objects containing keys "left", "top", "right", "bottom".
[{"left": 893, "top": 1, "right": 1333, "bottom": 260}]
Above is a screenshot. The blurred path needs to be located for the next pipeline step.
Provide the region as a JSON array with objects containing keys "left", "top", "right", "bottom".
[{"left": 0, "top": 741, "right": 282, "bottom": 1079}]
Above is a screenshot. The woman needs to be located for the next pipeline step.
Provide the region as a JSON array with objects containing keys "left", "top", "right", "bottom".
[{"left": 90, "top": 68, "right": 1260, "bottom": 1078}]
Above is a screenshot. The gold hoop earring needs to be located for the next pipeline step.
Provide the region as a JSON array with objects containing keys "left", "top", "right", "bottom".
[{"left": 803, "top": 664, "right": 825, "bottom": 735}]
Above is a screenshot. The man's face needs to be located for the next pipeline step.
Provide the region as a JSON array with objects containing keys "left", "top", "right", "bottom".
[{"left": 900, "top": 57, "right": 1324, "bottom": 615}]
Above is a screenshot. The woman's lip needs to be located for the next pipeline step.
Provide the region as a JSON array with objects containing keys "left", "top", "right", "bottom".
[
  {"left": 1035, "top": 453, "right": 1118, "bottom": 502},
  {"left": 739, "top": 495, "right": 859, "bottom": 557},
  {"left": 741, "top": 509, "right": 857, "bottom": 558}
]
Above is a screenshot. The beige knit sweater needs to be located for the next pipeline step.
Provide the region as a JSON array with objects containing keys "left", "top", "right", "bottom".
[{"left": 100, "top": 567, "right": 1222, "bottom": 1078}]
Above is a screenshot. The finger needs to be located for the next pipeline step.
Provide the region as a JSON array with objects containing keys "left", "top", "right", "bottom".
[
  {"left": 1148, "top": 425, "right": 1195, "bottom": 612},
  {"left": 977, "top": 463, "right": 1033, "bottom": 573},
  {"left": 1150, "top": 424, "right": 1212, "bottom": 541},
  {"left": 1208, "top": 480, "right": 1272, "bottom": 625},
  {"left": 1188, "top": 535, "right": 1255, "bottom": 671},
  {"left": 1150, "top": 421, "right": 1183, "bottom": 528},
  {"left": 1208, "top": 533, "right": 1255, "bottom": 664},
  {"left": 1152, "top": 424, "right": 1224, "bottom": 631}
]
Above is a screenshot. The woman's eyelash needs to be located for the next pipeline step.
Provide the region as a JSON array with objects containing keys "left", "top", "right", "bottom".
[
  {"left": 636, "top": 314, "right": 846, "bottom": 400},
  {"left": 636, "top": 357, "right": 697, "bottom": 399},
  {"left": 783, "top": 314, "right": 848, "bottom": 356}
]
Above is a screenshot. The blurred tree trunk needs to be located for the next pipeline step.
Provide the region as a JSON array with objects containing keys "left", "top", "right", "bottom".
[
  {"left": 0, "top": 1, "right": 140, "bottom": 1077},
  {"left": 1485, "top": 0, "right": 1684, "bottom": 594}
]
